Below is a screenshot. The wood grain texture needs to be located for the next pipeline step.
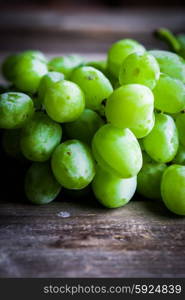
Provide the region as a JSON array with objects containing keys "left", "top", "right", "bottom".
[
  {"left": 0, "top": 9, "right": 185, "bottom": 53},
  {"left": 0, "top": 200, "right": 185, "bottom": 278}
]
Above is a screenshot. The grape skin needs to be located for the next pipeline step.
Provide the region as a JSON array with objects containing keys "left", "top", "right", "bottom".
[
  {"left": 0, "top": 92, "right": 34, "bottom": 129},
  {"left": 12, "top": 54, "right": 48, "bottom": 93},
  {"left": 172, "top": 144, "right": 185, "bottom": 165},
  {"left": 149, "top": 50, "right": 185, "bottom": 83},
  {"left": 161, "top": 165, "right": 185, "bottom": 215},
  {"left": 107, "top": 39, "right": 145, "bottom": 78},
  {"left": 137, "top": 153, "right": 167, "bottom": 200},
  {"left": 143, "top": 113, "right": 179, "bottom": 163},
  {"left": 92, "top": 165, "right": 137, "bottom": 208},
  {"left": 153, "top": 73, "right": 185, "bottom": 113},
  {"left": 92, "top": 124, "right": 142, "bottom": 178},
  {"left": 51, "top": 140, "right": 96, "bottom": 190},
  {"left": 176, "top": 113, "right": 185, "bottom": 147},
  {"left": 25, "top": 162, "right": 61, "bottom": 205},
  {"left": 105, "top": 84, "right": 154, "bottom": 138},
  {"left": 48, "top": 55, "right": 84, "bottom": 78},
  {"left": 38, "top": 71, "right": 65, "bottom": 103},
  {"left": 20, "top": 111, "right": 62, "bottom": 162},
  {"left": 119, "top": 52, "right": 160, "bottom": 90},
  {"left": 70, "top": 66, "right": 113, "bottom": 111},
  {"left": 44, "top": 80, "right": 85, "bottom": 123},
  {"left": 64, "top": 108, "right": 104, "bottom": 144}
]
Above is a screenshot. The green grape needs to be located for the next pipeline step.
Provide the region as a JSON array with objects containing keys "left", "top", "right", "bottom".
[
  {"left": 48, "top": 55, "right": 84, "bottom": 78},
  {"left": 51, "top": 140, "right": 96, "bottom": 189},
  {"left": 44, "top": 80, "right": 85, "bottom": 123},
  {"left": 25, "top": 162, "right": 61, "bottom": 205},
  {"left": 153, "top": 73, "right": 185, "bottom": 113},
  {"left": 149, "top": 50, "right": 185, "bottom": 83},
  {"left": 119, "top": 52, "right": 160, "bottom": 89},
  {"left": 105, "top": 84, "right": 154, "bottom": 138},
  {"left": 92, "top": 124, "right": 142, "bottom": 178},
  {"left": 2, "top": 129, "right": 22, "bottom": 159},
  {"left": 64, "top": 108, "right": 104, "bottom": 144},
  {"left": 70, "top": 66, "right": 113, "bottom": 111},
  {"left": 176, "top": 113, "right": 185, "bottom": 147},
  {"left": 86, "top": 60, "right": 107, "bottom": 74},
  {"left": 2, "top": 54, "right": 20, "bottom": 81},
  {"left": 92, "top": 165, "right": 137, "bottom": 208},
  {"left": 143, "top": 113, "right": 179, "bottom": 163},
  {"left": 20, "top": 111, "right": 62, "bottom": 162},
  {"left": 137, "top": 153, "right": 167, "bottom": 200},
  {"left": 0, "top": 92, "right": 34, "bottom": 129},
  {"left": 12, "top": 54, "right": 48, "bottom": 93},
  {"left": 172, "top": 144, "right": 185, "bottom": 165},
  {"left": 161, "top": 164, "right": 185, "bottom": 215},
  {"left": 21, "top": 50, "right": 47, "bottom": 63},
  {"left": 107, "top": 39, "right": 145, "bottom": 78},
  {"left": 38, "top": 71, "right": 65, "bottom": 103}
]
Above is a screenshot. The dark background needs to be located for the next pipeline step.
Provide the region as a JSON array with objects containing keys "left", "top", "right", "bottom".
[
  {"left": 0, "top": 0, "right": 185, "bottom": 54},
  {"left": 0, "top": 0, "right": 185, "bottom": 8}
]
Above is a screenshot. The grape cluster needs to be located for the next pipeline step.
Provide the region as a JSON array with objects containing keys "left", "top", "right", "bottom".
[{"left": 1, "top": 42, "right": 185, "bottom": 215}]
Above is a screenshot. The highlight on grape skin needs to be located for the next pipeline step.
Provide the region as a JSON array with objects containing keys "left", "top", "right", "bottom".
[{"left": 1, "top": 33, "right": 185, "bottom": 215}]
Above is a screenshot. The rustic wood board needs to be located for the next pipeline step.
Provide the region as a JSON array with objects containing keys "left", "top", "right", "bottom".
[{"left": 0, "top": 199, "right": 185, "bottom": 278}]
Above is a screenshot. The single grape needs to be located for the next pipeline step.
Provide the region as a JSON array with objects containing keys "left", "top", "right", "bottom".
[
  {"left": 137, "top": 152, "right": 167, "bottom": 200},
  {"left": 12, "top": 54, "right": 48, "bottom": 93},
  {"left": 143, "top": 113, "right": 179, "bottom": 163},
  {"left": 70, "top": 66, "right": 113, "bottom": 111},
  {"left": 25, "top": 162, "right": 61, "bottom": 205},
  {"left": 149, "top": 50, "right": 185, "bottom": 83},
  {"left": 48, "top": 55, "right": 84, "bottom": 78},
  {"left": 2, "top": 129, "right": 22, "bottom": 159},
  {"left": 92, "top": 165, "right": 137, "bottom": 208},
  {"left": 92, "top": 124, "right": 142, "bottom": 178},
  {"left": 107, "top": 39, "right": 145, "bottom": 78},
  {"left": 38, "top": 71, "right": 64, "bottom": 103},
  {"left": 20, "top": 111, "right": 62, "bottom": 162},
  {"left": 64, "top": 109, "right": 104, "bottom": 144},
  {"left": 153, "top": 73, "right": 185, "bottom": 113},
  {"left": 161, "top": 164, "right": 185, "bottom": 215},
  {"left": 44, "top": 80, "right": 85, "bottom": 123},
  {"left": 105, "top": 84, "right": 154, "bottom": 138},
  {"left": 176, "top": 113, "right": 185, "bottom": 147},
  {"left": 119, "top": 52, "right": 160, "bottom": 89},
  {"left": 51, "top": 140, "right": 96, "bottom": 189},
  {"left": 172, "top": 144, "right": 185, "bottom": 165},
  {"left": 0, "top": 92, "right": 34, "bottom": 129}
]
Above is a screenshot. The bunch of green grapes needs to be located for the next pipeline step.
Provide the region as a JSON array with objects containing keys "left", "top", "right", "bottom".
[{"left": 1, "top": 36, "right": 185, "bottom": 216}]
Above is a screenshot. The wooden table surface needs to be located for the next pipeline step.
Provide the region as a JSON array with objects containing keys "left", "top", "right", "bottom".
[
  {"left": 0, "top": 9, "right": 185, "bottom": 278},
  {"left": 0, "top": 198, "right": 185, "bottom": 278}
]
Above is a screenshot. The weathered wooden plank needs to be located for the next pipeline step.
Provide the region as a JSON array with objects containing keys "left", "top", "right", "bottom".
[
  {"left": 0, "top": 200, "right": 185, "bottom": 278},
  {"left": 0, "top": 9, "right": 184, "bottom": 52}
]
